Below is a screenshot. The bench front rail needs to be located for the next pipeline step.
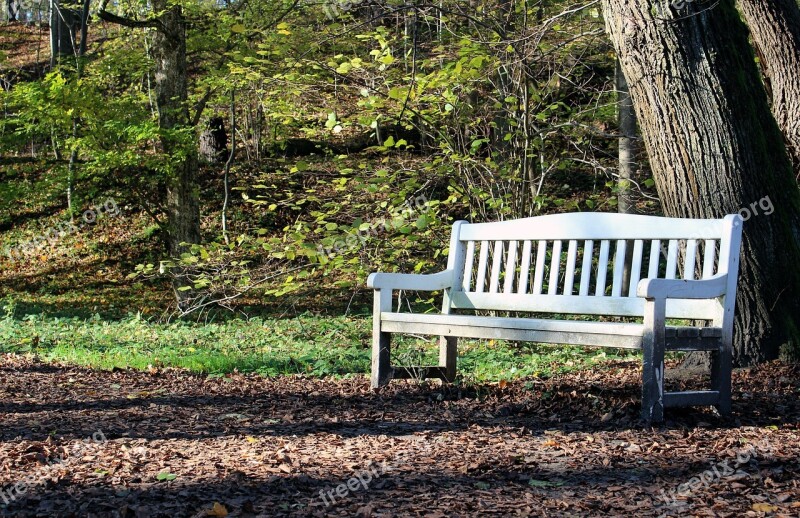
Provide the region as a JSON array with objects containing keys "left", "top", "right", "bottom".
[{"left": 367, "top": 213, "right": 743, "bottom": 423}]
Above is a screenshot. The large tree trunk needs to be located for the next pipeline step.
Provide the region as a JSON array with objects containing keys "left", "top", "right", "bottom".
[
  {"left": 737, "top": 0, "right": 800, "bottom": 180},
  {"left": 150, "top": 0, "right": 201, "bottom": 259},
  {"left": 601, "top": 0, "right": 800, "bottom": 365}
]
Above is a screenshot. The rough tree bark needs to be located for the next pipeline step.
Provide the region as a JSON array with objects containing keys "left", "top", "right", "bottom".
[
  {"left": 601, "top": 0, "right": 800, "bottom": 365},
  {"left": 737, "top": 0, "right": 800, "bottom": 179},
  {"left": 98, "top": 0, "right": 202, "bottom": 308},
  {"left": 150, "top": 0, "right": 201, "bottom": 260}
]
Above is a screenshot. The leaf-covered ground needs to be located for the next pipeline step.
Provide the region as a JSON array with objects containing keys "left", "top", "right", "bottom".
[{"left": 0, "top": 355, "right": 798, "bottom": 517}]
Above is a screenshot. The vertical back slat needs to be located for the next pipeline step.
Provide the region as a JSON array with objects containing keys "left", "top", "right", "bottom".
[
  {"left": 503, "top": 240, "right": 518, "bottom": 293},
  {"left": 462, "top": 240, "right": 476, "bottom": 291},
  {"left": 611, "top": 240, "right": 627, "bottom": 297},
  {"left": 489, "top": 240, "right": 504, "bottom": 293},
  {"left": 648, "top": 239, "right": 661, "bottom": 279},
  {"left": 702, "top": 239, "right": 716, "bottom": 279},
  {"left": 628, "top": 239, "right": 644, "bottom": 297},
  {"left": 533, "top": 240, "right": 547, "bottom": 295},
  {"left": 475, "top": 240, "right": 489, "bottom": 292},
  {"left": 548, "top": 240, "right": 563, "bottom": 295},
  {"left": 665, "top": 239, "right": 678, "bottom": 279},
  {"left": 579, "top": 240, "right": 594, "bottom": 296},
  {"left": 684, "top": 239, "right": 698, "bottom": 280},
  {"left": 595, "top": 240, "right": 610, "bottom": 296},
  {"left": 564, "top": 240, "right": 578, "bottom": 296},
  {"left": 518, "top": 240, "right": 533, "bottom": 294}
]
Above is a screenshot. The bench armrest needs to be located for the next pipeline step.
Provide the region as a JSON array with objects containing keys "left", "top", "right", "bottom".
[
  {"left": 636, "top": 274, "right": 728, "bottom": 300},
  {"left": 367, "top": 270, "right": 454, "bottom": 291}
]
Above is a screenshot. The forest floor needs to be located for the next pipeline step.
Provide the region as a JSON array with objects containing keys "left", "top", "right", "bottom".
[{"left": 1, "top": 355, "right": 798, "bottom": 517}]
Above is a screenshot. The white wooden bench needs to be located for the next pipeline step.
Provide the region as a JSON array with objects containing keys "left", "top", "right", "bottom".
[{"left": 367, "top": 213, "right": 743, "bottom": 423}]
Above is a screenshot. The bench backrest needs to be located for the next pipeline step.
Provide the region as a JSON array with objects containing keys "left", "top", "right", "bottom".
[{"left": 443, "top": 213, "right": 743, "bottom": 322}]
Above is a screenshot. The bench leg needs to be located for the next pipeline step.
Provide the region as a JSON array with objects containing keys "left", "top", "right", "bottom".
[
  {"left": 371, "top": 289, "right": 393, "bottom": 389},
  {"left": 711, "top": 345, "right": 732, "bottom": 416},
  {"left": 371, "top": 330, "right": 392, "bottom": 388},
  {"left": 642, "top": 298, "right": 666, "bottom": 423},
  {"left": 439, "top": 336, "right": 457, "bottom": 382}
]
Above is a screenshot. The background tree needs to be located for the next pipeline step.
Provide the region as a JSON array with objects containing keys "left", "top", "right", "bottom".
[
  {"left": 50, "top": 0, "right": 90, "bottom": 67},
  {"left": 7, "top": 0, "right": 19, "bottom": 21},
  {"left": 615, "top": 59, "right": 637, "bottom": 216},
  {"left": 98, "top": 0, "right": 200, "bottom": 260},
  {"left": 601, "top": 0, "right": 800, "bottom": 365}
]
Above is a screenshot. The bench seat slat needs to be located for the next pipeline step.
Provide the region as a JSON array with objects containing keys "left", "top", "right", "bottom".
[
  {"left": 381, "top": 316, "right": 643, "bottom": 348},
  {"left": 381, "top": 313, "right": 722, "bottom": 351},
  {"left": 383, "top": 312, "right": 648, "bottom": 335}
]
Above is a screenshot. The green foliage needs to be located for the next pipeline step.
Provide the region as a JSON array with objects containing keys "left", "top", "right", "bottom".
[{"left": 1, "top": 0, "right": 658, "bottom": 316}]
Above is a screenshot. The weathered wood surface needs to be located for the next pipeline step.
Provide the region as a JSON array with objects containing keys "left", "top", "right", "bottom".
[{"left": 368, "top": 213, "right": 743, "bottom": 423}]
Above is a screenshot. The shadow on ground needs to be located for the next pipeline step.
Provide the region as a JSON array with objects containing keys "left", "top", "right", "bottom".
[{"left": 0, "top": 357, "right": 797, "bottom": 517}]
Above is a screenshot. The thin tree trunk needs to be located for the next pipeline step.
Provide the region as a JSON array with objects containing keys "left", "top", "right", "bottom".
[
  {"left": 616, "top": 59, "right": 638, "bottom": 295},
  {"left": 737, "top": 0, "right": 800, "bottom": 180},
  {"left": 602, "top": 0, "right": 800, "bottom": 365},
  {"left": 222, "top": 89, "right": 235, "bottom": 245},
  {"left": 78, "top": 0, "right": 89, "bottom": 58},
  {"left": 616, "top": 59, "right": 637, "bottom": 215}
]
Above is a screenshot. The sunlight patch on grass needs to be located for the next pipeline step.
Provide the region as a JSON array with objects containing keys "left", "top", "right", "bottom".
[{"left": 0, "top": 309, "right": 640, "bottom": 382}]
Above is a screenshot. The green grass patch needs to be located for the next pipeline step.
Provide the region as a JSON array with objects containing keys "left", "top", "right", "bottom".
[{"left": 0, "top": 301, "right": 640, "bottom": 382}]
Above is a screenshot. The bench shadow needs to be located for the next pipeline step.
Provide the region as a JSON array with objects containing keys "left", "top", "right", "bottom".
[{"left": 1, "top": 362, "right": 796, "bottom": 444}]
